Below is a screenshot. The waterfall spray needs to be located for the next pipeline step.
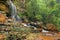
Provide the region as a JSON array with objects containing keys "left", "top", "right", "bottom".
[{"left": 8, "top": 0, "right": 22, "bottom": 22}]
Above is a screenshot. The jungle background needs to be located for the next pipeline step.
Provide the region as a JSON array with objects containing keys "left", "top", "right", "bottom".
[
  {"left": 0, "top": 0, "right": 60, "bottom": 40},
  {"left": 14, "top": 0, "right": 60, "bottom": 30}
]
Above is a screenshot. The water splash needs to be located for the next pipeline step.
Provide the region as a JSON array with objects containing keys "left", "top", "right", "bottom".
[{"left": 8, "top": 0, "right": 22, "bottom": 22}]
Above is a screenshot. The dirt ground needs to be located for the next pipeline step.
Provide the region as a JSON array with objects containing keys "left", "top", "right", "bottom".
[{"left": 25, "top": 32, "right": 60, "bottom": 40}]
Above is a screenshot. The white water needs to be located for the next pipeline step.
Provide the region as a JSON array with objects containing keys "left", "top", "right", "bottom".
[
  {"left": 8, "top": 0, "right": 22, "bottom": 22},
  {"left": 42, "top": 30, "right": 49, "bottom": 32}
]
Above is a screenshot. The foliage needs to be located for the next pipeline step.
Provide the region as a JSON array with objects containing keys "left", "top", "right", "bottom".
[
  {"left": 12, "top": 0, "right": 60, "bottom": 30},
  {"left": 25, "top": 0, "right": 60, "bottom": 30}
]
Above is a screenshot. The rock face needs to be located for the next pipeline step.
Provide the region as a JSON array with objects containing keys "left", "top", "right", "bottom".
[
  {"left": 0, "top": 0, "right": 9, "bottom": 12},
  {"left": 46, "top": 23, "right": 58, "bottom": 31},
  {"left": 0, "top": 0, "right": 9, "bottom": 24},
  {"left": 0, "top": 13, "right": 7, "bottom": 23},
  {"left": 0, "top": 3, "right": 8, "bottom": 12},
  {"left": 0, "top": 0, "right": 12, "bottom": 17}
]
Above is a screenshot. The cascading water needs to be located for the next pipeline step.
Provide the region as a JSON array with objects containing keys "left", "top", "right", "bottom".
[{"left": 8, "top": 0, "right": 22, "bottom": 22}]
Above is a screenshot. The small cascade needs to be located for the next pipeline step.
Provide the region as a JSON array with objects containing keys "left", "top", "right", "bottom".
[{"left": 8, "top": 0, "right": 22, "bottom": 22}]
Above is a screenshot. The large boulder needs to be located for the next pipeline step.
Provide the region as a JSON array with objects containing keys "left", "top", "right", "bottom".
[
  {"left": 0, "top": 3, "right": 8, "bottom": 12},
  {"left": 0, "top": 0, "right": 9, "bottom": 13},
  {"left": 46, "top": 23, "right": 58, "bottom": 31},
  {"left": 0, "top": 13, "right": 7, "bottom": 23}
]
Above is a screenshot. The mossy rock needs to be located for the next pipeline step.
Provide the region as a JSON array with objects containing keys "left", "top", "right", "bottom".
[{"left": 0, "top": 3, "right": 8, "bottom": 12}]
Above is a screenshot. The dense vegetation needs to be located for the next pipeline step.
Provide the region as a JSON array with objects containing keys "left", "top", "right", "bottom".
[
  {"left": 13, "top": 0, "right": 60, "bottom": 30},
  {"left": 0, "top": 0, "right": 60, "bottom": 40}
]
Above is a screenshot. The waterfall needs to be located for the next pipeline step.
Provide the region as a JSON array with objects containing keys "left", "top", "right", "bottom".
[{"left": 8, "top": 0, "right": 22, "bottom": 22}]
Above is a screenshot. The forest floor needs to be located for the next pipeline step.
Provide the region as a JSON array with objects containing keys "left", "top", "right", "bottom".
[
  {"left": 0, "top": 30, "right": 60, "bottom": 40},
  {"left": 25, "top": 32, "right": 60, "bottom": 40},
  {"left": 0, "top": 32, "right": 60, "bottom": 40},
  {"left": 0, "top": 23, "right": 60, "bottom": 40}
]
